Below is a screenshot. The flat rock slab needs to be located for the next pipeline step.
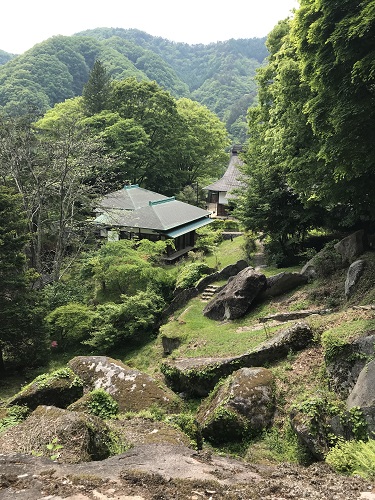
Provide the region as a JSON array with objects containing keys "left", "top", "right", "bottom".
[
  {"left": 0, "top": 446, "right": 372, "bottom": 500},
  {"left": 162, "top": 322, "right": 313, "bottom": 396},
  {"left": 260, "top": 309, "right": 330, "bottom": 323}
]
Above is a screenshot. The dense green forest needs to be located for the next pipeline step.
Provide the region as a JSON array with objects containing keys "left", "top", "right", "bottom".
[
  {"left": 236, "top": 0, "right": 375, "bottom": 265},
  {"left": 0, "top": 29, "right": 267, "bottom": 142},
  {"left": 0, "top": 49, "right": 15, "bottom": 65}
]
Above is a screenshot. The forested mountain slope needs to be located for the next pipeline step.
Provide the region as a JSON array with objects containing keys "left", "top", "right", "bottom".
[
  {"left": 0, "top": 29, "right": 267, "bottom": 141},
  {"left": 0, "top": 49, "right": 15, "bottom": 65}
]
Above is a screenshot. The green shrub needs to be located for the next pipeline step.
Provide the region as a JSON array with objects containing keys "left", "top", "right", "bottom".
[
  {"left": 45, "top": 303, "right": 96, "bottom": 347},
  {"left": 87, "top": 389, "right": 119, "bottom": 419},
  {"left": 195, "top": 225, "right": 223, "bottom": 254},
  {"left": 311, "top": 241, "right": 342, "bottom": 277},
  {"left": 85, "top": 290, "right": 165, "bottom": 350},
  {"left": 0, "top": 405, "right": 29, "bottom": 434},
  {"left": 260, "top": 424, "right": 310, "bottom": 464},
  {"left": 175, "top": 262, "right": 213, "bottom": 289},
  {"left": 223, "top": 219, "right": 240, "bottom": 231},
  {"left": 242, "top": 231, "right": 257, "bottom": 260},
  {"left": 326, "top": 439, "right": 375, "bottom": 479}
]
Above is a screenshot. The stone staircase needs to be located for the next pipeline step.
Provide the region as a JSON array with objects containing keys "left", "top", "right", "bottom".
[{"left": 201, "top": 284, "right": 220, "bottom": 302}]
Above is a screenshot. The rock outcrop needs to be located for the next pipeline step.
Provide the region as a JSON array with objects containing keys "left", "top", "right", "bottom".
[
  {"left": 68, "top": 356, "right": 182, "bottom": 413},
  {"left": 0, "top": 445, "right": 372, "bottom": 500},
  {"left": 6, "top": 368, "right": 83, "bottom": 411},
  {"left": 325, "top": 331, "right": 375, "bottom": 398},
  {"left": 197, "top": 367, "right": 275, "bottom": 443},
  {"left": 107, "top": 416, "right": 195, "bottom": 449},
  {"left": 347, "top": 359, "right": 375, "bottom": 410},
  {"left": 0, "top": 405, "right": 113, "bottom": 463},
  {"left": 203, "top": 267, "right": 267, "bottom": 320},
  {"left": 345, "top": 259, "right": 365, "bottom": 298},
  {"left": 334, "top": 230, "right": 365, "bottom": 264},
  {"left": 258, "top": 272, "right": 308, "bottom": 300},
  {"left": 290, "top": 407, "right": 331, "bottom": 460}
]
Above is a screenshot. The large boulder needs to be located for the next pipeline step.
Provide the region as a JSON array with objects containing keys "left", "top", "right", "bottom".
[
  {"left": 218, "top": 259, "right": 249, "bottom": 279},
  {"left": 300, "top": 258, "right": 318, "bottom": 280},
  {"left": 300, "top": 243, "right": 343, "bottom": 280},
  {"left": 325, "top": 332, "right": 375, "bottom": 398},
  {"left": 334, "top": 230, "right": 365, "bottom": 265},
  {"left": 203, "top": 267, "right": 267, "bottom": 320},
  {"left": 6, "top": 368, "right": 83, "bottom": 411},
  {"left": 68, "top": 356, "right": 182, "bottom": 413},
  {"left": 197, "top": 367, "right": 275, "bottom": 443},
  {"left": 0, "top": 405, "right": 113, "bottom": 463},
  {"left": 196, "top": 259, "right": 249, "bottom": 293},
  {"left": 347, "top": 359, "right": 375, "bottom": 410},
  {"left": 258, "top": 272, "right": 308, "bottom": 300},
  {"left": 345, "top": 259, "right": 365, "bottom": 298},
  {"left": 162, "top": 322, "right": 313, "bottom": 397}
]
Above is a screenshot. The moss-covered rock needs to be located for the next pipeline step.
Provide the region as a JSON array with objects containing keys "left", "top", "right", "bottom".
[
  {"left": 107, "top": 416, "right": 193, "bottom": 449},
  {"left": 197, "top": 367, "right": 275, "bottom": 443},
  {"left": 0, "top": 405, "right": 113, "bottom": 463},
  {"left": 325, "top": 332, "right": 375, "bottom": 398},
  {"left": 6, "top": 368, "right": 83, "bottom": 411},
  {"left": 68, "top": 356, "right": 182, "bottom": 414},
  {"left": 289, "top": 398, "right": 369, "bottom": 460}
]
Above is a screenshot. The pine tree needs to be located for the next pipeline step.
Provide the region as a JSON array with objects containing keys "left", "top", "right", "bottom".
[{"left": 82, "top": 60, "right": 112, "bottom": 115}]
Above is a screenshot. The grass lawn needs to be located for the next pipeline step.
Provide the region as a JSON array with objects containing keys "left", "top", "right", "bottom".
[
  {"left": 204, "top": 235, "right": 246, "bottom": 269},
  {"left": 159, "top": 297, "right": 282, "bottom": 358},
  {"left": 123, "top": 296, "right": 284, "bottom": 374}
]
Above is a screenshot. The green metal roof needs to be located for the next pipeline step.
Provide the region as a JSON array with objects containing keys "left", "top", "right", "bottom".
[
  {"left": 94, "top": 186, "right": 212, "bottom": 233},
  {"left": 97, "top": 185, "right": 168, "bottom": 211},
  {"left": 164, "top": 217, "right": 212, "bottom": 238}
]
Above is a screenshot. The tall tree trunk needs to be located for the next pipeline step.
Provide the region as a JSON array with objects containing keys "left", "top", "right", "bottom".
[{"left": 0, "top": 345, "right": 5, "bottom": 375}]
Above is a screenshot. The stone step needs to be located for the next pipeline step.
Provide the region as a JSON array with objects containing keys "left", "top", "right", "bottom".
[{"left": 201, "top": 285, "right": 220, "bottom": 301}]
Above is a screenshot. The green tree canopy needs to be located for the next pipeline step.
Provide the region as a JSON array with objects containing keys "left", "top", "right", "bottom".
[
  {"left": 175, "top": 98, "right": 229, "bottom": 187},
  {"left": 292, "top": 0, "right": 375, "bottom": 222}
]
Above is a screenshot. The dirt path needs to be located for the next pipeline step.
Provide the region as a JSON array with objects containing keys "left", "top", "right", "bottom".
[{"left": 253, "top": 239, "right": 267, "bottom": 270}]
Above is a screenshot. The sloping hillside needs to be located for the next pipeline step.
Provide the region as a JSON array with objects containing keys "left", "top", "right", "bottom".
[{"left": 0, "top": 29, "right": 267, "bottom": 141}]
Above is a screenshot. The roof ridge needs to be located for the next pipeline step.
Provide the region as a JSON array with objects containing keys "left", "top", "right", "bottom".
[{"left": 149, "top": 197, "right": 175, "bottom": 206}]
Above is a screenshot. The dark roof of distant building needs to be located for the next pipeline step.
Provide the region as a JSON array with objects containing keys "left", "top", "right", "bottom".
[{"left": 204, "top": 153, "right": 244, "bottom": 197}]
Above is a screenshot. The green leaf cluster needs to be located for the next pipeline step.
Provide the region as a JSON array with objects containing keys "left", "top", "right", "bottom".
[{"left": 86, "top": 389, "right": 119, "bottom": 419}]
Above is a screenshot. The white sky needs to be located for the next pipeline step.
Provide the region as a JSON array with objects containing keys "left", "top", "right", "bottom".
[{"left": 1, "top": 0, "right": 299, "bottom": 55}]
